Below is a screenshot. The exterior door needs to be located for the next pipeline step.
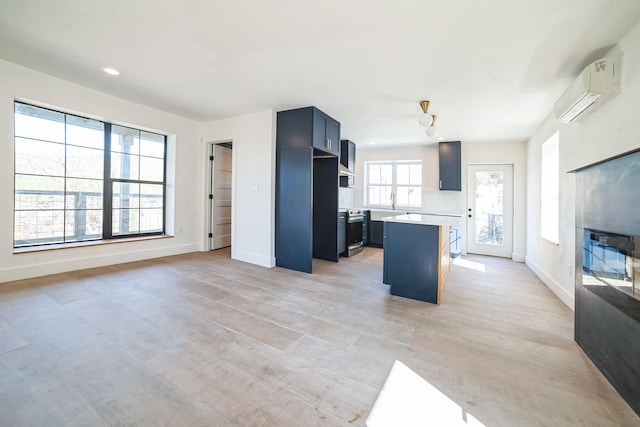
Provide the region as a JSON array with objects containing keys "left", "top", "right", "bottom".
[
  {"left": 466, "top": 164, "right": 513, "bottom": 258},
  {"left": 208, "top": 144, "right": 232, "bottom": 250}
]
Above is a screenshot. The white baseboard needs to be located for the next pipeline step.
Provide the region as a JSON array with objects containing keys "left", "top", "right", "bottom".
[
  {"left": 1, "top": 242, "right": 199, "bottom": 283},
  {"left": 512, "top": 252, "right": 525, "bottom": 262},
  {"left": 232, "top": 249, "right": 275, "bottom": 268},
  {"left": 525, "top": 256, "right": 575, "bottom": 311}
]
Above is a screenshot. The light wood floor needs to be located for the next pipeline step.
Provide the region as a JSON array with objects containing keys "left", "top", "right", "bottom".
[{"left": 0, "top": 248, "right": 637, "bottom": 426}]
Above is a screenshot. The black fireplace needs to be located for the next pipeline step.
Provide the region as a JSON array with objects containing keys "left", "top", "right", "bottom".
[{"left": 573, "top": 148, "right": 640, "bottom": 416}]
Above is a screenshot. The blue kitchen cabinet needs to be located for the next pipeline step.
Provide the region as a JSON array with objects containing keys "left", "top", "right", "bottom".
[
  {"left": 312, "top": 109, "right": 340, "bottom": 156},
  {"left": 439, "top": 141, "right": 461, "bottom": 191},
  {"left": 276, "top": 107, "right": 340, "bottom": 273}
]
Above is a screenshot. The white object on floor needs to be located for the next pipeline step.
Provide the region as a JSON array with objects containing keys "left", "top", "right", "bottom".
[{"left": 366, "top": 360, "right": 485, "bottom": 427}]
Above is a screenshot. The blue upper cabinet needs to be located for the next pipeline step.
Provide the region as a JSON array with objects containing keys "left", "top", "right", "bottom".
[
  {"left": 439, "top": 141, "right": 461, "bottom": 191},
  {"left": 312, "top": 108, "right": 340, "bottom": 156}
]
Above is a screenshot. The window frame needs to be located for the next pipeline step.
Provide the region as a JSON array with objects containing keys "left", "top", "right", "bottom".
[
  {"left": 364, "top": 160, "right": 423, "bottom": 210},
  {"left": 104, "top": 123, "right": 167, "bottom": 239},
  {"left": 13, "top": 101, "right": 167, "bottom": 248}
]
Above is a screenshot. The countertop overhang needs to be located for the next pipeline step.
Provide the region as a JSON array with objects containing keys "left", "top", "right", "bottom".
[{"left": 381, "top": 213, "right": 462, "bottom": 227}]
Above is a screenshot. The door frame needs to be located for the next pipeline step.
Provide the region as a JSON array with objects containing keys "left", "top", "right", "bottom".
[
  {"left": 201, "top": 138, "right": 235, "bottom": 254},
  {"left": 466, "top": 163, "right": 514, "bottom": 258}
]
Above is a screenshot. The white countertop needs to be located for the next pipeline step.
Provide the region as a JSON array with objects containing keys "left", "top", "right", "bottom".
[{"left": 381, "top": 213, "right": 462, "bottom": 227}]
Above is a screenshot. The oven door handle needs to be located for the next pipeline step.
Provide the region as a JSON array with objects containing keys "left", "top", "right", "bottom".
[
  {"left": 589, "top": 232, "right": 635, "bottom": 251},
  {"left": 348, "top": 241, "right": 364, "bottom": 250}
]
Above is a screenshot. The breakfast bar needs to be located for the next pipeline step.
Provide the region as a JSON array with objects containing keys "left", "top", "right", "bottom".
[{"left": 382, "top": 214, "right": 461, "bottom": 304}]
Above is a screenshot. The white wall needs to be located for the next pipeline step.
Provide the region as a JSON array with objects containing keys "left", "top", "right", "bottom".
[
  {"left": 526, "top": 21, "right": 640, "bottom": 310},
  {"left": 355, "top": 140, "right": 526, "bottom": 258},
  {"left": 338, "top": 187, "right": 354, "bottom": 208},
  {"left": 0, "top": 59, "right": 203, "bottom": 283},
  {"left": 201, "top": 111, "right": 276, "bottom": 268}
]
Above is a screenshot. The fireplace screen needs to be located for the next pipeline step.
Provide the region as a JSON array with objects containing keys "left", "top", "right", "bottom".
[{"left": 582, "top": 229, "right": 639, "bottom": 301}]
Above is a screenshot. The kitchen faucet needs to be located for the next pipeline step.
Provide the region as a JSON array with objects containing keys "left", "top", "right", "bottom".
[{"left": 390, "top": 192, "right": 395, "bottom": 210}]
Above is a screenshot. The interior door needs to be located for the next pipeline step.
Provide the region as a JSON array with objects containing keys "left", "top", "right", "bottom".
[
  {"left": 466, "top": 164, "right": 513, "bottom": 258},
  {"left": 209, "top": 144, "right": 232, "bottom": 250}
]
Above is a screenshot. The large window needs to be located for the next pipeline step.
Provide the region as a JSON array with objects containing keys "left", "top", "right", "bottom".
[
  {"left": 14, "top": 102, "right": 166, "bottom": 248},
  {"left": 365, "top": 161, "right": 422, "bottom": 209},
  {"left": 540, "top": 131, "right": 559, "bottom": 244}
]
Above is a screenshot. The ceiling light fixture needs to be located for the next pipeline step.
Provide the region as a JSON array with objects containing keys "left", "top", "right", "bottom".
[
  {"left": 426, "top": 115, "right": 438, "bottom": 137},
  {"left": 418, "top": 100, "right": 433, "bottom": 126},
  {"left": 103, "top": 67, "right": 120, "bottom": 76},
  {"left": 418, "top": 100, "right": 438, "bottom": 138}
]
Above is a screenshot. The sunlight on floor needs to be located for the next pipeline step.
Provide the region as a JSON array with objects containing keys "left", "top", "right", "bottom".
[
  {"left": 453, "top": 258, "right": 486, "bottom": 273},
  {"left": 367, "top": 361, "right": 486, "bottom": 427}
]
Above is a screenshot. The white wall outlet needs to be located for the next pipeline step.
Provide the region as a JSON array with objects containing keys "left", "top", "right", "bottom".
[
  {"left": 251, "top": 183, "right": 259, "bottom": 191},
  {"left": 178, "top": 226, "right": 184, "bottom": 235}
]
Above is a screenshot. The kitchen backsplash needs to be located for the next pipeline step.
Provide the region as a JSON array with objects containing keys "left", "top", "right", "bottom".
[{"left": 339, "top": 187, "right": 354, "bottom": 208}]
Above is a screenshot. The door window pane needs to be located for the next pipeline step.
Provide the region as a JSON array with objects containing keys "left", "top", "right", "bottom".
[{"left": 474, "top": 171, "right": 504, "bottom": 246}]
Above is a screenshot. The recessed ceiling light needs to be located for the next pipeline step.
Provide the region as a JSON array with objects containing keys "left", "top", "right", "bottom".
[
  {"left": 437, "top": 137, "right": 445, "bottom": 141},
  {"left": 103, "top": 67, "right": 120, "bottom": 76}
]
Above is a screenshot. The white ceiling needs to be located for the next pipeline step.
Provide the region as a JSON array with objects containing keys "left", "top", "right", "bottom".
[{"left": 1, "top": 1, "right": 639, "bottom": 147}]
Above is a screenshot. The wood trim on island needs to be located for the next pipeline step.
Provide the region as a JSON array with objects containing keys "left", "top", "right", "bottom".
[{"left": 438, "top": 225, "right": 451, "bottom": 304}]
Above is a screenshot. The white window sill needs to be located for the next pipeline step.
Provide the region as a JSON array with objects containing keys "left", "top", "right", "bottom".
[
  {"left": 13, "top": 234, "right": 173, "bottom": 254},
  {"left": 540, "top": 236, "right": 560, "bottom": 246}
]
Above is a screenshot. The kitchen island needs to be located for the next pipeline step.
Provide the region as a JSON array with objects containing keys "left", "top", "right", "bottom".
[{"left": 382, "top": 214, "right": 461, "bottom": 304}]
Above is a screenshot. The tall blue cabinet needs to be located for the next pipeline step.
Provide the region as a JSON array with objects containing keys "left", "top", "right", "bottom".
[{"left": 275, "top": 107, "right": 340, "bottom": 273}]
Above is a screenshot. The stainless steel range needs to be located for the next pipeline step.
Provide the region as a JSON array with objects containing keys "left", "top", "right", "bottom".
[{"left": 345, "top": 208, "right": 364, "bottom": 257}]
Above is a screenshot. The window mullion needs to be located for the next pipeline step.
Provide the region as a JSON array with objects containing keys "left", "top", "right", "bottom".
[
  {"left": 392, "top": 163, "right": 397, "bottom": 199},
  {"left": 103, "top": 122, "right": 112, "bottom": 239},
  {"left": 63, "top": 113, "right": 68, "bottom": 242}
]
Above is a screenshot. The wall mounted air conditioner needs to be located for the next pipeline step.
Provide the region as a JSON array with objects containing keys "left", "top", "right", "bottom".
[{"left": 554, "top": 55, "right": 622, "bottom": 123}]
